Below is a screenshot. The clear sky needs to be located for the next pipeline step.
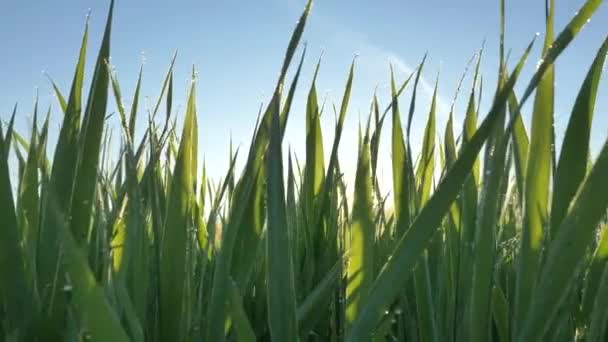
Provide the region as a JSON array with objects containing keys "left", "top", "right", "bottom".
[{"left": 1, "top": 0, "right": 607, "bottom": 187}]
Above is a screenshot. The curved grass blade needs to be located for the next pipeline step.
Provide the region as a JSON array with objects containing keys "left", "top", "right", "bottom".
[{"left": 550, "top": 35, "right": 608, "bottom": 234}]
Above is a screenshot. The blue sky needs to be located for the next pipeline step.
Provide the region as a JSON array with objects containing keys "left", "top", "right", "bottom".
[{"left": 1, "top": 0, "right": 607, "bottom": 186}]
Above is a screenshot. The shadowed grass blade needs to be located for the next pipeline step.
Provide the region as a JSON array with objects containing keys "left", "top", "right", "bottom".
[{"left": 266, "top": 91, "right": 299, "bottom": 342}]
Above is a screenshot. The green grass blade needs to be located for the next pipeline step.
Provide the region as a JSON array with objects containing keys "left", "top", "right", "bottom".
[
  {"left": 550, "top": 35, "right": 608, "bottom": 233},
  {"left": 519, "top": 137, "right": 608, "bottom": 341},
  {"left": 581, "top": 227, "right": 608, "bottom": 322},
  {"left": 469, "top": 111, "right": 510, "bottom": 342},
  {"left": 36, "top": 9, "right": 90, "bottom": 335},
  {"left": 515, "top": 0, "right": 603, "bottom": 333},
  {"left": 205, "top": 3, "right": 312, "bottom": 340},
  {"left": 49, "top": 78, "right": 68, "bottom": 113},
  {"left": 416, "top": 75, "right": 438, "bottom": 206},
  {"left": 587, "top": 260, "right": 608, "bottom": 342},
  {"left": 2, "top": 105, "right": 16, "bottom": 159},
  {"left": 229, "top": 279, "right": 256, "bottom": 342},
  {"left": 266, "top": 94, "right": 299, "bottom": 342},
  {"left": 280, "top": 46, "right": 306, "bottom": 138},
  {"left": 69, "top": 0, "right": 113, "bottom": 245},
  {"left": 129, "top": 66, "right": 143, "bottom": 140},
  {"left": 0, "top": 119, "right": 37, "bottom": 338},
  {"left": 390, "top": 66, "right": 411, "bottom": 233},
  {"left": 17, "top": 101, "right": 41, "bottom": 280},
  {"left": 346, "top": 38, "right": 535, "bottom": 342},
  {"left": 346, "top": 127, "right": 374, "bottom": 329},
  {"left": 302, "top": 57, "right": 325, "bottom": 224},
  {"left": 506, "top": 90, "right": 529, "bottom": 201},
  {"left": 159, "top": 77, "right": 197, "bottom": 341}
]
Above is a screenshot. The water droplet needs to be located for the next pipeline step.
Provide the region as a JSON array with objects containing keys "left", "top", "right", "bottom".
[
  {"left": 86, "top": 8, "right": 92, "bottom": 19},
  {"left": 535, "top": 32, "right": 541, "bottom": 37},
  {"left": 536, "top": 58, "right": 544, "bottom": 70},
  {"left": 586, "top": 18, "right": 591, "bottom": 24}
]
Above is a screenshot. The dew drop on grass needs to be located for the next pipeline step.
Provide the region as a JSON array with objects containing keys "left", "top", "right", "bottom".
[
  {"left": 536, "top": 58, "right": 545, "bottom": 70},
  {"left": 535, "top": 32, "right": 541, "bottom": 37}
]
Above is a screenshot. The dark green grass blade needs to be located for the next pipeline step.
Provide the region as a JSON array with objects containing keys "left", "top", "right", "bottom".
[
  {"left": 266, "top": 92, "right": 299, "bottom": 341},
  {"left": 587, "top": 259, "right": 608, "bottom": 342},
  {"left": 17, "top": 101, "right": 41, "bottom": 280},
  {"left": 2, "top": 105, "right": 16, "bottom": 159},
  {"left": 205, "top": 2, "right": 312, "bottom": 340},
  {"left": 69, "top": 0, "right": 113, "bottom": 245},
  {"left": 159, "top": 78, "right": 197, "bottom": 342},
  {"left": 36, "top": 9, "right": 90, "bottom": 335},
  {"left": 0, "top": 120, "right": 37, "bottom": 338},
  {"left": 550, "top": 35, "right": 608, "bottom": 234}
]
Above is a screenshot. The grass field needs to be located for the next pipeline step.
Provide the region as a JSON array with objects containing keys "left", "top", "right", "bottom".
[{"left": 1, "top": 0, "right": 608, "bottom": 341}]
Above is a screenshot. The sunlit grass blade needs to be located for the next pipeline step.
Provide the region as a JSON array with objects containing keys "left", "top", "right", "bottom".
[
  {"left": 159, "top": 76, "right": 197, "bottom": 341},
  {"left": 390, "top": 65, "right": 413, "bottom": 233},
  {"left": 346, "top": 125, "right": 374, "bottom": 329},
  {"left": 416, "top": 75, "right": 438, "bottom": 206},
  {"left": 507, "top": 89, "right": 529, "bottom": 201},
  {"left": 519, "top": 137, "right": 608, "bottom": 341},
  {"left": 515, "top": 0, "right": 602, "bottom": 334},
  {"left": 346, "top": 38, "right": 535, "bottom": 342}
]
